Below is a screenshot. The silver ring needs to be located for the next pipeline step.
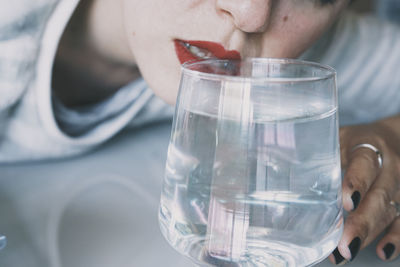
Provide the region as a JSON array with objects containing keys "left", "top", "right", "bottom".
[
  {"left": 351, "top": 143, "right": 383, "bottom": 169},
  {"left": 390, "top": 201, "right": 400, "bottom": 217}
]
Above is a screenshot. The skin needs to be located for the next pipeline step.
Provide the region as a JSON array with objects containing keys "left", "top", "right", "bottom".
[
  {"left": 119, "top": 0, "right": 348, "bottom": 104},
  {"left": 55, "top": 0, "right": 400, "bottom": 264},
  {"left": 336, "top": 117, "right": 400, "bottom": 264}
]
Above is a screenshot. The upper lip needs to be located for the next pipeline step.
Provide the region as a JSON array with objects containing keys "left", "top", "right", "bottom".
[
  {"left": 181, "top": 40, "right": 241, "bottom": 59},
  {"left": 174, "top": 39, "right": 241, "bottom": 64}
]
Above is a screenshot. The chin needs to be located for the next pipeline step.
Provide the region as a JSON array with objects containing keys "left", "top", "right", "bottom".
[{"left": 147, "top": 76, "right": 180, "bottom": 106}]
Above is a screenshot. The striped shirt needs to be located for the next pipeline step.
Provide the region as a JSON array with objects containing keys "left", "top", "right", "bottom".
[
  {"left": 302, "top": 11, "right": 400, "bottom": 126},
  {"left": 0, "top": 0, "right": 173, "bottom": 162},
  {"left": 0, "top": 0, "right": 399, "bottom": 162}
]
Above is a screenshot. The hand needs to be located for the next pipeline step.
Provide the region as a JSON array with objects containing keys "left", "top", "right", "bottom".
[{"left": 329, "top": 121, "right": 400, "bottom": 265}]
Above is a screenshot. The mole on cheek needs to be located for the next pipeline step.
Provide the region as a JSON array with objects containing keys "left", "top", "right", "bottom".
[{"left": 283, "top": 15, "right": 288, "bottom": 22}]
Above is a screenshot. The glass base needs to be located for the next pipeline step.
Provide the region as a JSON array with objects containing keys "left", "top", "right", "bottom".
[
  {"left": 159, "top": 202, "right": 343, "bottom": 267},
  {"left": 198, "top": 243, "right": 295, "bottom": 267},
  {"left": 159, "top": 230, "right": 340, "bottom": 267}
]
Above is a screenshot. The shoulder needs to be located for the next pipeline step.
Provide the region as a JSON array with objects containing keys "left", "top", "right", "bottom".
[
  {"left": 304, "top": 11, "right": 400, "bottom": 68},
  {"left": 0, "top": 0, "right": 60, "bottom": 36},
  {"left": 0, "top": 0, "right": 76, "bottom": 109},
  {"left": 0, "top": 0, "right": 81, "bottom": 161},
  {"left": 323, "top": 12, "right": 400, "bottom": 124}
]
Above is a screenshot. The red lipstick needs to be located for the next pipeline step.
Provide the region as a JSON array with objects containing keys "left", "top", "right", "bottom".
[{"left": 174, "top": 39, "right": 241, "bottom": 64}]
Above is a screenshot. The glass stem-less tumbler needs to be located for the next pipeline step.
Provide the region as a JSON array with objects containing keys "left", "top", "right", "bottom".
[{"left": 159, "top": 58, "right": 343, "bottom": 267}]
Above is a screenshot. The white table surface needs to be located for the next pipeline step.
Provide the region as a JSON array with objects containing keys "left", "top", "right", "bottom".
[{"left": 0, "top": 121, "right": 398, "bottom": 267}]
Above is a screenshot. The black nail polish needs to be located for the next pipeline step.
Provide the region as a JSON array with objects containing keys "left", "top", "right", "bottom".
[
  {"left": 332, "top": 247, "right": 345, "bottom": 265},
  {"left": 383, "top": 243, "right": 395, "bottom": 260},
  {"left": 349, "top": 237, "right": 361, "bottom": 261},
  {"left": 351, "top": 191, "right": 361, "bottom": 210}
]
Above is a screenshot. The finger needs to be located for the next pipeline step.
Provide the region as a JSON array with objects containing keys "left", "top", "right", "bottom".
[
  {"left": 376, "top": 191, "right": 400, "bottom": 261},
  {"left": 356, "top": 166, "right": 399, "bottom": 246},
  {"left": 339, "top": 127, "right": 352, "bottom": 168},
  {"left": 342, "top": 146, "right": 381, "bottom": 211},
  {"left": 376, "top": 216, "right": 400, "bottom": 261},
  {"left": 331, "top": 170, "right": 398, "bottom": 264}
]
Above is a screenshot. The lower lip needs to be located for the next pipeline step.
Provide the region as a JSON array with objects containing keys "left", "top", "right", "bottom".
[{"left": 174, "top": 40, "right": 241, "bottom": 64}]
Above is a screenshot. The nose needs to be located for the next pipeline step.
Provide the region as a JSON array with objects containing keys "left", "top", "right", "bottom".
[{"left": 216, "top": 0, "right": 272, "bottom": 33}]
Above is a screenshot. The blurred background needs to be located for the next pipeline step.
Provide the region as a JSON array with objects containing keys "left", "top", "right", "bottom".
[{"left": 353, "top": 0, "right": 400, "bottom": 25}]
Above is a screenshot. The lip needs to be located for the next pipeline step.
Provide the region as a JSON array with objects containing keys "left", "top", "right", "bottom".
[{"left": 174, "top": 39, "right": 241, "bottom": 64}]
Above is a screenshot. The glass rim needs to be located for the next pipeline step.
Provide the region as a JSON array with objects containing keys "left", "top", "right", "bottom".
[{"left": 181, "top": 58, "right": 336, "bottom": 83}]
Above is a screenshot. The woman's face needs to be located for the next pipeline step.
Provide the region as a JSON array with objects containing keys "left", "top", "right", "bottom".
[{"left": 122, "top": 0, "right": 348, "bottom": 104}]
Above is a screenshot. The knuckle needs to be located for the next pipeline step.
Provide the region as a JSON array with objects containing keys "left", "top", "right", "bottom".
[
  {"left": 381, "top": 209, "right": 396, "bottom": 227},
  {"left": 368, "top": 190, "right": 398, "bottom": 227},
  {"left": 372, "top": 187, "right": 392, "bottom": 207},
  {"left": 394, "top": 156, "right": 400, "bottom": 176},
  {"left": 372, "top": 134, "right": 387, "bottom": 151},
  {"left": 346, "top": 214, "right": 370, "bottom": 238},
  {"left": 392, "top": 218, "right": 400, "bottom": 236},
  {"left": 339, "top": 126, "right": 351, "bottom": 139},
  {"left": 347, "top": 172, "right": 369, "bottom": 193},
  {"left": 386, "top": 218, "right": 400, "bottom": 242},
  {"left": 360, "top": 152, "right": 378, "bottom": 169}
]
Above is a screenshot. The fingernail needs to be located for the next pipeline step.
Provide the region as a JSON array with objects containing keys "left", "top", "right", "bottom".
[
  {"left": 332, "top": 247, "right": 346, "bottom": 265},
  {"left": 383, "top": 243, "right": 395, "bottom": 260},
  {"left": 351, "top": 191, "right": 361, "bottom": 210},
  {"left": 349, "top": 237, "right": 361, "bottom": 261}
]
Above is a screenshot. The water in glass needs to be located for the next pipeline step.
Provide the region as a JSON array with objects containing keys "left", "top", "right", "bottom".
[{"left": 159, "top": 59, "right": 343, "bottom": 267}]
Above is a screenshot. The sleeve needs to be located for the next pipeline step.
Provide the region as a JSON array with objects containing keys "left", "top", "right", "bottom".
[
  {"left": 0, "top": 0, "right": 173, "bottom": 162},
  {"left": 377, "top": 0, "right": 400, "bottom": 24},
  {"left": 0, "top": 0, "right": 57, "bottom": 136}
]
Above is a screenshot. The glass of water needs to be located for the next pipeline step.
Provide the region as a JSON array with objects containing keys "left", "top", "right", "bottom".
[{"left": 159, "top": 58, "right": 343, "bottom": 267}]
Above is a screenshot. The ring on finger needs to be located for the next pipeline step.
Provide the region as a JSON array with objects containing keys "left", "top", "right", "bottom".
[
  {"left": 390, "top": 200, "right": 400, "bottom": 217},
  {"left": 351, "top": 143, "right": 383, "bottom": 169}
]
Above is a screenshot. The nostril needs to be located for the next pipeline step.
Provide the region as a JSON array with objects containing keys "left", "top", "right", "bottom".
[{"left": 217, "top": 8, "right": 233, "bottom": 19}]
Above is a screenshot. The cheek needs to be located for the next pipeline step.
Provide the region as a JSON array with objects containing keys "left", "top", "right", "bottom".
[
  {"left": 258, "top": 0, "right": 344, "bottom": 58},
  {"left": 131, "top": 38, "right": 182, "bottom": 105},
  {"left": 139, "top": 54, "right": 182, "bottom": 105},
  {"left": 288, "top": 19, "right": 330, "bottom": 53},
  {"left": 122, "top": 2, "right": 185, "bottom": 104},
  {"left": 261, "top": 12, "right": 336, "bottom": 58}
]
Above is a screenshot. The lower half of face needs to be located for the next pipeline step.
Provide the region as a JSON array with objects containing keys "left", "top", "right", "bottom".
[{"left": 122, "top": 0, "right": 348, "bottom": 105}]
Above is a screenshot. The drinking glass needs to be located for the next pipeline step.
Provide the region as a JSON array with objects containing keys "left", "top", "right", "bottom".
[{"left": 159, "top": 58, "right": 343, "bottom": 267}]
